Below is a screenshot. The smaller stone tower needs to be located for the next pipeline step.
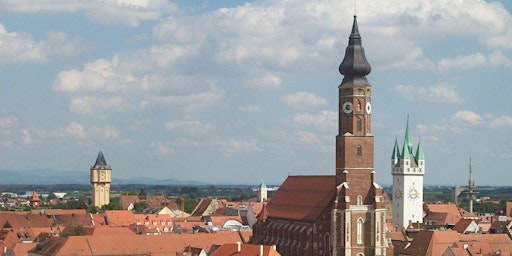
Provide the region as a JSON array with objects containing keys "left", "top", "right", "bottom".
[
  {"left": 391, "top": 116, "right": 425, "bottom": 229},
  {"left": 90, "top": 150, "right": 112, "bottom": 208},
  {"left": 258, "top": 180, "right": 268, "bottom": 202}
]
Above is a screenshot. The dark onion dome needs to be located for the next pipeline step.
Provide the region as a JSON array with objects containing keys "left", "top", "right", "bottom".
[{"left": 339, "top": 16, "right": 372, "bottom": 86}]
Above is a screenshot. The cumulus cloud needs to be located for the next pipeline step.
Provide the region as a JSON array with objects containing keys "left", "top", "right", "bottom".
[
  {"left": 248, "top": 73, "right": 282, "bottom": 90},
  {"left": 221, "top": 139, "right": 260, "bottom": 154},
  {"left": 294, "top": 131, "right": 320, "bottom": 145},
  {"left": 282, "top": 91, "right": 328, "bottom": 111},
  {"left": 69, "top": 97, "right": 123, "bottom": 114},
  {"left": 292, "top": 111, "right": 337, "bottom": 131},
  {"left": 394, "top": 82, "right": 462, "bottom": 104},
  {"left": 451, "top": 111, "right": 482, "bottom": 126},
  {"left": 3, "top": 0, "right": 177, "bottom": 26},
  {"left": 20, "top": 129, "right": 34, "bottom": 145},
  {"left": 489, "top": 116, "right": 512, "bottom": 128},
  {"left": 66, "top": 122, "right": 87, "bottom": 139},
  {"left": 151, "top": 142, "right": 174, "bottom": 156},
  {"left": 0, "top": 24, "right": 87, "bottom": 63}
]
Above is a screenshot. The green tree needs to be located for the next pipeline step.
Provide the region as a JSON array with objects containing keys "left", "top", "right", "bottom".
[{"left": 132, "top": 202, "right": 148, "bottom": 213}]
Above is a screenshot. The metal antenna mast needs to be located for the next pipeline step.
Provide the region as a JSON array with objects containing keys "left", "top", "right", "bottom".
[{"left": 468, "top": 157, "right": 475, "bottom": 213}]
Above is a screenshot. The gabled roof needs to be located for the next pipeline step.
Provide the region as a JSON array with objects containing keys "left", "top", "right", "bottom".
[
  {"left": 403, "top": 230, "right": 460, "bottom": 256},
  {"left": 266, "top": 175, "right": 336, "bottom": 222},
  {"left": 424, "top": 203, "right": 462, "bottom": 225},
  {"left": 191, "top": 198, "right": 215, "bottom": 217},
  {"left": 452, "top": 219, "right": 478, "bottom": 234}
]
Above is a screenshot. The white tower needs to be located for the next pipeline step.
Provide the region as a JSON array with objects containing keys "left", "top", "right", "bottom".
[
  {"left": 90, "top": 150, "right": 112, "bottom": 208},
  {"left": 391, "top": 116, "right": 425, "bottom": 230},
  {"left": 258, "top": 180, "right": 267, "bottom": 202}
]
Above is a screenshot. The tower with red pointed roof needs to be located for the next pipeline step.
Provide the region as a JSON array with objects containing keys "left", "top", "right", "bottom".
[{"left": 90, "top": 150, "right": 112, "bottom": 208}]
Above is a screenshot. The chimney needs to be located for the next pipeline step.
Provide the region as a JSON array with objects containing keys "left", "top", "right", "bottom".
[
  {"left": 237, "top": 241, "right": 241, "bottom": 252},
  {"left": 259, "top": 244, "right": 263, "bottom": 256}
]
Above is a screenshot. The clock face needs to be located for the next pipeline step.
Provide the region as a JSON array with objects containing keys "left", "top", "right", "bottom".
[
  {"left": 365, "top": 102, "right": 372, "bottom": 114},
  {"left": 342, "top": 102, "right": 353, "bottom": 114},
  {"left": 408, "top": 187, "right": 420, "bottom": 200}
]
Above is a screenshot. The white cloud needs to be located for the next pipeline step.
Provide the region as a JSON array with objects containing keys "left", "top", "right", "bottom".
[
  {"left": 0, "top": 24, "right": 87, "bottom": 63},
  {"left": 282, "top": 91, "right": 328, "bottom": 111},
  {"left": 221, "top": 139, "right": 260, "bottom": 154},
  {"left": 451, "top": 111, "right": 482, "bottom": 126},
  {"left": 489, "top": 116, "right": 512, "bottom": 128},
  {"left": 69, "top": 96, "right": 123, "bottom": 114},
  {"left": 151, "top": 142, "right": 174, "bottom": 156},
  {"left": 66, "top": 122, "right": 87, "bottom": 139},
  {"left": 53, "top": 57, "right": 138, "bottom": 93},
  {"left": 248, "top": 72, "right": 282, "bottom": 90},
  {"left": 294, "top": 131, "right": 320, "bottom": 145},
  {"left": 437, "top": 53, "right": 487, "bottom": 72},
  {"left": 20, "top": 129, "right": 34, "bottom": 145},
  {"left": 394, "top": 82, "right": 462, "bottom": 104},
  {"left": 3, "top": 0, "right": 177, "bottom": 27},
  {"left": 292, "top": 111, "right": 337, "bottom": 131}
]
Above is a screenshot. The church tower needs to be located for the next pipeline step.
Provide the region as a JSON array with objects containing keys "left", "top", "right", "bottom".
[
  {"left": 391, "top": 116, "right": 425, "bottom": 230},
  {"left": 258, "top": 180, "right": 268, "bottom": 202},
  {"left": 90, "top": 150, "right": 112, "bottom": 208},
  {"left": 333, "top": 16, "right": 387, "bottom": 256}
]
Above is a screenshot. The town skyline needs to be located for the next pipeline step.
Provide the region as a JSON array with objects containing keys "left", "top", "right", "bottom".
[{"left": 1, "top": 0, "right": 512, "bottom": 186}]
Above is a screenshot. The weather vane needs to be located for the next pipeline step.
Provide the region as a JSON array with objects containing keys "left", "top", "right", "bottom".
[{"left": 354, "top": 0, "right": 357, "bottom": 16}]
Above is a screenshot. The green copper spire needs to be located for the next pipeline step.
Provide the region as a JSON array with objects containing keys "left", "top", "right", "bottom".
[
  {"left": 260, "top": 180, "right": 267, "bottom": 189},
  {"left": 416, "top": 138, "right": 425, "bottom": 160},
  {"left": 401, "top": 115, "right": 413, "bottom": 159},
  {"left": 391, "top": 138, "right": 400, "bottom": 160}
]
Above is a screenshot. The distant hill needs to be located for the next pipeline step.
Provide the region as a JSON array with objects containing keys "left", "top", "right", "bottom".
[{"left": 0, "top": 169, "right": 206, "bottom": 185}]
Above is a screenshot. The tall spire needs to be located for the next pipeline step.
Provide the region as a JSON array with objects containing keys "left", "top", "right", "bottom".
[
  {"left": 416, "top": 138, "right": 425, "bottom": 160},
  {"left": 391, "top": 138, "right": 400, "bottom": 161},
  {"left": 401, "top": 115, "right": 413, "bottom": 159},
  {"left": 93, "top": 150, "right": 109, "bottom": 169},
  {"left": 339, "top": 15, "right": 372, "bottom": 87}
]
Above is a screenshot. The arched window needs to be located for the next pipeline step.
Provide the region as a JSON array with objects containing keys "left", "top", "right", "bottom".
[
  {"left": 357, "top": 218, "right": 364, "bottom": 244},
  {"left": 356, "top": 145, "right": 362, "bottom": 157},
  {"left": 357, "top": 119, "right": 362, "bottom": 131},
  {"left": 324, "top": 232, "right": 330, "bottom": 251},
  {"left": 357, "top": 195, "right": 363, "bottom": 205}
]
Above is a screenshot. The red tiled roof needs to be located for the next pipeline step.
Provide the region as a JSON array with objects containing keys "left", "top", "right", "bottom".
[
  {"left": 211, "top": 243, "right": 281, "bottom": 256},
  {"left": 266, "top": 175, "right": 336, "bottom": 222},
  {"left": 425, "top": 203, "right": 462, "bottom": 225},
  {"left": 403, "top": 230, "right": 460, "bottom": 256},
  {"left": 461, "top": 233, "right": 512, "bottom": 253},
  {"left": 191, "top": 198, "right": 214, "bottom": 217},
  {"left": 452, "top": 219, "right": 475, "bottom": 233},
  {"left": 0, "top": 212, "right": 53, "bottom": 229},
  {"left": 30, "top": 231, "right": 244, "bottom": 255}
]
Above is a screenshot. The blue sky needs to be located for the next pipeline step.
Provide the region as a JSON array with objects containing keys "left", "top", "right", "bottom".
[{"left": 1, "top": 0, "right": 511, "bottom": 186}]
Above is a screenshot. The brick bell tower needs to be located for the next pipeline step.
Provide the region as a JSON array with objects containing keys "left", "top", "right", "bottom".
[{"left": 332, "top": 16, "right": 387, "bottom": 256}]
